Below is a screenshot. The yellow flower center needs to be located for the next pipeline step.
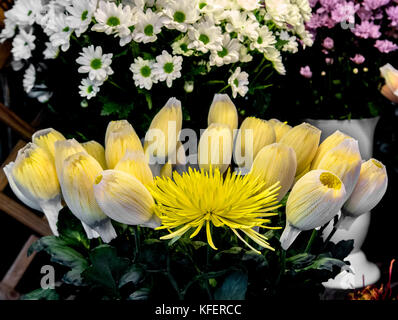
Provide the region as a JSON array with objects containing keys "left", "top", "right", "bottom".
[
  {"left": 319, "top": 172, "right": 342, "bottom": 190},
  {"left": 372, "top": 159, "right": 383, "bottom": 169}
]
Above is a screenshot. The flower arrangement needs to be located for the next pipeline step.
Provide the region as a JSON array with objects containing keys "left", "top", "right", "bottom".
[
  {"left": 270, "top": 0, "right": 398, "bottom": 120},
  {"left": 4, "top": 93, "right": 388, "bottom": 300},
  {"left": 0, "top": 0, "right": 314, "bottom": 134}
]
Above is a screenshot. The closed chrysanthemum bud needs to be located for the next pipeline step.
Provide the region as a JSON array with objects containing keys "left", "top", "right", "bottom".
[
  {"left": 32, "top": 128, "right": 66, "bottom": 160},
  {"left": 114, "top": 151, "right": 153, "bottom": 186},
  {"left": 268, "top": 119, "right": 292, "bottom": 142},
  {"left": 280, "top": 169, "right": 346, "bottom": 250},
  {"left": 105, "top": 120, "right": 143, "bottom": 169},
  {"left": 60, "top": 152, "right": 116, "bottom": 243},
  {"left": 6, "top": 143, "right": 63, "bottom": 235},
  {"left": 234, "top": 117, "right": 276, "bottom": 169},
  {"left": 82, "top": 140, "right": 107, "bottom": 169},
  {"left": 93, "top": 170, "right": 161, "bottom": 228},
  {"left": 198, "top": 123, "right": 233, "bottom": 174},
  {"left": 311, "top": 130, "right": 350, "bottom": 170},
  {"left": 160, "top": 161, "right": 173, "bottom": 178},
  {"left": 54, "top": 139, "right": 88, "bottom": 179},
  {"left": 280, "top": 122, "right": 321, "bottom": 177},
  {"left": 340, "top": 159, "right": 388, "bottom": 230},
  {"left": 315, "top": 138, "right": 362, "bottom": 201},
  {"left": 144, "top": 97, "right": 182, "bottom": 162},
  {"left": 208, "top": 94, "right": 238, "bottom": 133},
  {"left": 250, "top": 143, "right": 297, "bottom": 201}
]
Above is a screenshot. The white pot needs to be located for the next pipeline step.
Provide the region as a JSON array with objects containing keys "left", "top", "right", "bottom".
[{"left": 306, "top": 117, "right": 380, "bottom": 289}]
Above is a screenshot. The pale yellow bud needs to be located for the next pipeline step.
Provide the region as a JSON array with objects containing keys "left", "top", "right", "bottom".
[
  {"left": 32, "top": 128, "right": 66, "bottom": 160},
  {"left": 279, "top": 122, "right": 321, "bottom": 176},
  {"left": 93, "top": 170, "right": 160, "bottom": 228},
  {"left": 250, "top": 143, "right": 297, "bottom": 201},
  {"left": 208, "top": 94, "right": 238, "bottom": 132},
  {"left": 160, "top": 161, "right": 173, "bottom": 178},
  {"left": 198, "top": 123, "right": 233, "bottom": 174},
  {"left": 234, "top": 117, "right": 275, "bottom": 168},
  {"left": 114, "top": 151, "right": 154, "bottom": 186},
  {"left": 315, "top": 138, "right": 362, "bottom": 200},
  {"left": 144, "top": 97, "right": 182, "bottom": 161},
  {"left": 105, "top": 120, "right": 144, "bottom": 169},
  {"left": 60, "top": 152, "right": 116, "bottom": 242},
  {"left": 82, "top": 140, "right": 107, "bottom": 169},
  {"left": 280, "top": 170, "right": 346, "bottom": 250},
  {"left": 54, "top": 139, "right": 87, "bottom": 179},
  {"left": 268, "top": 119, "right": 292, "bottom": 142},
  {"left": 380, "top": 63, "right": 398, "bottom": 95}
]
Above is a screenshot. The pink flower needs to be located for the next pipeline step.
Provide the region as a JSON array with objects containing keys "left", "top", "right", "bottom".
[
  {"left": 363, "top": 0, "right": 390, "bottom": 11},
  {"left": 322, "top": 37, "right": 334, "bottom": 49},
  {"left": 350, "top": 54, "right": 365, "bottom": 64},
  {"left": 386, "top": 6, "right": 398, "bottom": 27},
  {"left": 353, "top": 21, "right": 381, "bottom": 39},
  {"left": 325, "top": 57, "right": 334, "bottom": 65},
  {"left": 300, "top": 66, "right": 313, "bottom": 79},
  {"left": 331, "top": 1, "right": 359, "bottom": 24},
  {"left": 374, "top": 40, "right": 398, "bottom": 53}
]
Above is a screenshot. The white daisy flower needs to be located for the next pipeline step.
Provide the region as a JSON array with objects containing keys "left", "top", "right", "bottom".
[
  {"left": 239, "top": 46, "right": 253, "bottom": 63},
  {"left": 129, "top": 57, "right": 157, "bottom": 90},
  {"left": 43, "top": 42, "right": 59, "bottom": 59},
  {"left": 153, "top": 50, "right": 183, "bottom": 88},
  {"left": 171, "top": 35, "right": 194, "bottom": 56},
  {"left": 236, "top": 0, "right": 260, "bottom": 11},
  {"left": 264, "top": 47, "right": 286, "bottom": 75},
  {"left": 209, "top": 34, "right": 241, "bottom": 67},
  {"left": 188, "top": 17, "right": 223, "bottom": 54},
  {"left": 0, "top": 19, "right": 17, "bottom": 42},
  {"left": 225, "top": 10, "right": 259, "bottom": 42},
  {"left": 11, "top": 27, "right": 36, "bottom": 61},
  {"left": 161, "top": 0, "right": 201, "bottom": 32},
  {"left": 250, "top": 25, "right": 276, "bottom": 53},
  {"left": 28, "top": 83, "right": 53, "bottom": 103},
  {"left": 132, "top": 9, "right": 163, "bottom": 44},
  {"left": 23, "top": 64, "right": 35, "bottom": 93},
  {"left": 278, "top": 31, "right": 298, "bottom": 54},
  {"left": 79, "top": 78, "right": 101, "bottom": 100},
  {"left": 48, "top": 14, "right": 74, "bottom": 52},
  {"left": 6, "top": 0, "right": 43, "bottom": 27},
  {"left": 132, "top": 0, "right": 155, "bottom": 9},
  {"left": 92, "top": 1, "right": 134, "bottom": 38},
  {"left": 66, "top": 0, "right": 98, "bottom": 37},
  {"left": 76, "top": 45, "right": 114, "bottom": 82},
  {"left": 228, "top": 67, "right": 249, "bottom": 98}
]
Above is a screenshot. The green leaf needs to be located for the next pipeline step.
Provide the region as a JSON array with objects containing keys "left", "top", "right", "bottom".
[
  {"left": 139, "top": 239, "right": 167, "bottom": 269},
  {"left": 286, "top": 252, "right": 316, "bottom": 270},
  {"left": 21, "top": 288, "right": 59, "bottom": 300},
  {"left": 214, "top": 271, "right": 248, "bottom": 300},
  {"left": 213, "top": 247, "right": 243, "bottom": 261},
  {"left": 301, "top": 253, "right": 351, "bottom": 273},
  {"left": 327, "top": 239, "right": 354, "bottom": 261},
  {"left": 119, "top": 265, "right": 144, "bottom": 288}
]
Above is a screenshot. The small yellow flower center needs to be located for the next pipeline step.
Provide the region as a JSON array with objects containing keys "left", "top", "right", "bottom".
[
  {"left": 319, "top": 172, "right": 341, "bottom": 190},
  {"left": 95, "top": 174, "right": 103, "bottom": 185},
  {"left": 372, "top": 159, "right": 383, "bottom": 168}
]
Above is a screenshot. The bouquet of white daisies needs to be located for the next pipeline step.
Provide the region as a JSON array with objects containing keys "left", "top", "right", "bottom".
[{"left": 0, "top": 0, "right": 313, "bottom": 119}]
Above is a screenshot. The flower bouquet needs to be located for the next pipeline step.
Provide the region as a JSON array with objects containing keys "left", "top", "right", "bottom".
[{"left": 4, "top": 93, "right": 388, "bottom": 300}]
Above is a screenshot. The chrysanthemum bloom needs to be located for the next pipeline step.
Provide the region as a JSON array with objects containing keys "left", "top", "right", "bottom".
[
  {"left": 268, "top": 118, "right": 291, "bottom": 142},
  {"left": 150, "top": 167, "right": 282, "bottom": 253},
  {"left": 54, "top": 139, "right": 88, "bottom": 178},
  {"left": 207, "top": 94, "right": 238, "bottom": 133}
]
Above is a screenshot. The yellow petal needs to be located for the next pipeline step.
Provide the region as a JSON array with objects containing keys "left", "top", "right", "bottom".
[
  {"left": 32, "top": 128, "right": 66, "bottom": 160},
  {"left": 114, "top": 151, "right": 154, "bottom": 186},
  {"left": 54, "top": 139, "right": 87, "bottom": 179},
  {"left": 268, "top": 118, "right": 292, "bottom": 142},
  {"left": 82, "top": 140, "right": 107, "bottom": 169}
]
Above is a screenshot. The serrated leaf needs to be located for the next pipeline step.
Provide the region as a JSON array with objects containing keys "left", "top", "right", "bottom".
[
  {"left": 21, "top": 288, "right": 59, "bottom": 300},
  {"left": 214, "top": 271, "right": 248, "bottom": 300}
]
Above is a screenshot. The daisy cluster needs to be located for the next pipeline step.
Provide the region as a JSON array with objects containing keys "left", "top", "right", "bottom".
[{"left": 0, "top": 0, "right": 313, "bottom": 101}]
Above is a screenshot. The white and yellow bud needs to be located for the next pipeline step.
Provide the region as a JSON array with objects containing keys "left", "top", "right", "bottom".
[
  {"left": 144, "top": 97, "right": 182, "bottom": 162},
  {"left": 114, "top": 151, "right": 154, "bottom": 186},
  {"left": 279, "top": 122, "right": 321, "bottom": 177},
  {"left": 208, "top": 94, "right": 238, "bottom": 133},
  {"left": 380, "top": 63, "right": 398, "bottom": 99},
  {"left": 311, "top": 130, "right": 350, "bottom": 170},
  {"left": 82, "top": 140, "right": 107, "bottom": 169},
  {"left": 93, "top": 170, "right": 160, "bottom": 228},
  {"left": 268, "top": 119, "right": 292, "bottom": 142},
  {"left": 315, "top": 138, "right": 362, "bottom": 200},
  {"left": 250, "top": 143, "right": 297, "bottom": 201},
  {"left": 54, "top": 139, "right": 87, "bottom": 179},
  {"left": 32, "top": 128, "right": 66, "bottom": 160},
  {"left": 8, "top": 143, "right": 63, "bottom": 235},
  {"left": 198, "top": 123, "right": 233, "bottom": 174},
  {"left": 340, "top": 159, "right": 388, "bottom": 229},
  {"left": 280, "top": 169, "right": 346, "bottom": 250},
  {"left": 234, "top": 117, "right": 276, "bottom": 168},
  {"left": 60, "top": 152, "right": 116, "bottom": 242},
  {"left": 105, "top": 120, "right": 144, "bottom": 169}
]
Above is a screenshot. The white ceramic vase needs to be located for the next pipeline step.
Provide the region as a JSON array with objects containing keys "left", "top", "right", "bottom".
[{"left": 306, "top": 117, "right": 380, "bottom": 289}]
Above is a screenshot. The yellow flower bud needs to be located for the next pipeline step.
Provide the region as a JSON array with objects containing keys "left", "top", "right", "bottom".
[
  {"left": 279, "top": 122, "right": 321, "bottom": 176},
  {"left": 10, "top": 143, "right": 62, "bottom": 235},
  {"left": 105, "top": 120, "right": 144, "bottom": 169},
  {"left": 82, "top": 140, "right": 107, "bottom": 169},
  {"left": 32, "top": 128, "right": 66, "bottom": 160},
  {"left": 144, "top": 98, "right": 182, "bottom": 162},
  {"left": 93, "top": 170, "right": 160, "bottom": 228},
  {"left": 380, "top": 63, "right": 398, "bottom": 96},
  {"left": 280, "top": 169, "right": 346, "bottom": 250},
  {"left": 208, "top": 94, "right": 238, "bottom": 133},
  {"left": 198, "top": 123, "right": 233, "bottom": 174},
  {"left": 54, "top": 139, "right": 87, "bottom": 179},
  {"left": 315, "top": 138, "right": 362, "bottom": 200},
  {"left": 234, "top": 117, "right": 275, "bottom": 168},
  {"left": 114, "top": 151, "right": 154, "bottom": 186},
  {"left": 250, "top": 143, "right": 297, "bottom": 201},
  {"left": 160, "top": 161, "right": 173, "bottom": 178},
  {"left": 268, "top": 119, "right": 292, "bottom": 142},
  {"left": 311, "top": 130, "right": 351, "bottom": 170},
  {"left": 340, "top": 159, "right": 388, "bottom": 229},
  {"left": 60, "top": 152, "right": 116, "bottom": 242}
]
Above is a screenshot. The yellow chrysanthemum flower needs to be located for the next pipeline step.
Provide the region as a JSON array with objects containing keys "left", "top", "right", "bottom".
[{"left": 149, "top": 167, "right": 282, "bottom": 253}]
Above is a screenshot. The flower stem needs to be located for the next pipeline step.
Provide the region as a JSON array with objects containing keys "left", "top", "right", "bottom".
[
  {"left": 304, "top": 229, "right": 318, "bottom": 253},
  {"left": 219, "top": 84, "right": 230, "bottom": 93}
]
